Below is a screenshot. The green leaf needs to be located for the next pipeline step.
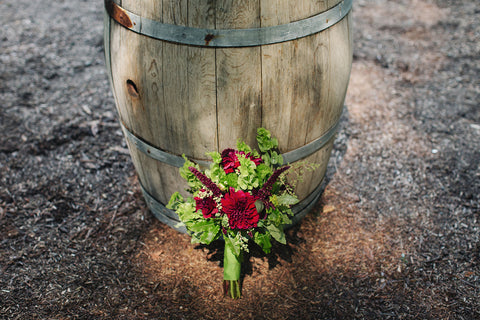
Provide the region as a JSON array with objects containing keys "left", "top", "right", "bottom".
[
  {"left": 276, "top": 193, "right": 299, "bottom": 206},
  {"left": 237, "top": 154, "right": 260, "bottom": 190},
  {"left": 254, "top": 231, "right": 272, "bottom": 254},
  {"left": 206, "top": 163, "right": 226, "bottom": 186},
  {"left": 176, "top": 200, "right": 197, "bottom": 223},
  {"left": 198, "top": 224, "right": 221, "bottom": 244},
  {"left": 206, "top": 151, "right": 222, "bottom": 164},
  {"left": 179, "top": 155, "right": 203, "bottom": 190},
  {"left": 254, "top": 200, "right": 264, "bottom": 214},
  {"left": 185, "top": 218, "right": 220, "bottom": 245},
  {"left": 225, "top": 173, "right": 239, "bottom": 189},
  {"left": 274, "top": 152, "right": 284, "bottom": 166},
  {"left": 236, "top": 140, "right": 252, "bottom": 153},
  {"left": 190, "top": 233, "right": 202, "bottom": 244},
  {"left": 187, "top": 219, "right": 214, "bottom": 232},
  {"left": 282, "top": 208, "right": 295, "bottom": 218},
  {"left": 270, "top": 151, "right": 283, "bottom": 165},
  {"left": 255, "top": 163, "right": 272, "bottom": 183},
  {"left": 281, "top": 214, "right": 292, "bottom": 225},
  {"left": 266, "top": 223, "right": 286, "bottom": 244},
  {"left": 166, "top": 192, "right": 184, "bottom": 211},
  {"left": 224, "top": 234, "right": 241, "bottom": 257},
  {"left": 267, "top": 207, "right": 292, "bottom": 226},
  {"left": 261, "top": 153, "right": 272, "bottom": 167},
  {"left": 174, "top": 221, "right": 186, "bottom": 229},
  {"left": 266, "top": 207, "right": 280, "bottom": 224},
  {"left": 256, "top": 128, "right": 278, "bottom": 153}
]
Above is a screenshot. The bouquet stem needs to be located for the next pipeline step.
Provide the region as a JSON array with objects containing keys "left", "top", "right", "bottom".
[
  {"left": 223, "top": 242, "right": 242, "bottom": 299},
  {"left": 223, "top": 279, "right": 241, "bottom": 299}
]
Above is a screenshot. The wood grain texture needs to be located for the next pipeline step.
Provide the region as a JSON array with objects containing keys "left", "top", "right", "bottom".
[
  {"left": 216, "top": 0, "right": 262, "bottom": 150},
  {"left": 185, "top": 0, "right": 217, "bottom": 158},
  {"left": 105, "top": 0, "right": 352, "bottom": 210},
  {"left": 107, "top": 0, "right": 219, "bottom": 203},
  {"left": 261, "top": 0, "right": 341, "bottom": 151},
  {"left": 108, "top": 0, "right": 167, "bottom": 202},
  {"left": 260, "top": 0, "right": 348, "bottom": 198}
]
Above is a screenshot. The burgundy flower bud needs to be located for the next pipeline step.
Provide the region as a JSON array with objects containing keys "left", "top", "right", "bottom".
[
  {"left": 189, "top": 167, "right": 223, "bottom": 198},
  {"left": 254, "top": 165, "right": 290, "bottom": 211},
  {"left": 261, "top": 166, "right": 290, "bottom": 194}
]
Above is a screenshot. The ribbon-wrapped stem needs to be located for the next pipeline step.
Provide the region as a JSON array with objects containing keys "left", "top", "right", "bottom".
[{"left": 223, "top": 242, "right": 242, "bottom": 299}]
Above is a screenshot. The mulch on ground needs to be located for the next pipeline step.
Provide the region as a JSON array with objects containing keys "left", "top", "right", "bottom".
[{"left": 1, "top": 0, "right": 478, "bottom": 319}]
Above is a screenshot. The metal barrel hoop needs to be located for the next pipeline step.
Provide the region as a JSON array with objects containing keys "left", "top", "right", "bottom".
[
  {"left": 122, "top": 108, "right": 344, "bottom": 233},
  {"left": 140, "top": 177, "right": 325, "bottom": 234},
  {"left": 107, "top": 0, "right": 351, "bottom": 229},
  {"left": 120, "top": 105, "right": 344, "bottom": 168},
  {"left": 105, "top": 0, "right": 353, "bottom": 48}
]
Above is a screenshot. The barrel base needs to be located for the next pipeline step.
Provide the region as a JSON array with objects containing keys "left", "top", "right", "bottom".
[
  {"left": 140, "top": 178, "right": 325, "bottom": 234},
  {"left": 141, "top": 184, "right": 188, "bottom": 233}
]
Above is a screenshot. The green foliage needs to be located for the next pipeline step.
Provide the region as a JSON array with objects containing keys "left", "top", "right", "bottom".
[
  {"left": 205, "top": 162, "right": 226, "bottom": 186},
  {"left": 237, "top": 154, "right": 260, "bottom": 190},
  {"left": 255, "top": 163, "right": 273, "bottom": 184},
  {"left": 166, "top": 192, "right": 183, "bottom": 211},
  {"left": 189, "top": 220, "right": 221, "bottom": 244},
  {"left": 266, "top": 207, "right": 292, "bottom": 226},
  {"left": 167, "top": 128, "right": 316, "bottom": 265},
  {"left": 276, "top": 193, "right": 299, "bottom": 206},
  {"left": 206, "top": 151, "right": 222, "bottom": 164},
  {"left": 175, "top": 199, "right": 198, "bottom": 222},
  {"left": 265, "top": 223, "right": 286, "bottom": 245},
  {"left": 224, "top": 173, "right": 239, "bottom": 189},
  {"left": 179, "top": 155, "right": 203, "bottom": 190},
  {"left": 254, "top": 231, "right": 272, "bottom": 254},
  {"left": 236, "top": 140, "right": 252, "bottom": 154},
  {"left": 261, "top": 150, "right": 284, "bottom": 168},
  {"left": 163, "top": 127, "right": 325, "bottom": 299},
  {"left": 256, "top": 127, "right": 278, "bottom": 153}
]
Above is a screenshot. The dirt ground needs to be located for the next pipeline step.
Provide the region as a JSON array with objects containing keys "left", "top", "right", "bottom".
[{"left": 1, "top": 0, "right": 479, "bottom": 319}]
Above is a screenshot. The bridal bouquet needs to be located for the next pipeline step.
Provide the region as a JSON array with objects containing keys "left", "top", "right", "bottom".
[{"left": 167, "top": 128, "right": 298, "bottom": 299}]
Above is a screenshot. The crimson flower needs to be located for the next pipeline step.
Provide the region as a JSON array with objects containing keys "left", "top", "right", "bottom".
[
  {"left": 194, "top": 195, "right": 219, "bottom": 218},
  {"left": 221, "top": 188, "right": 259, "bottom": 230},
  {"left": 221, "top": 149, "right": 262, "bottom": 174},
  {"left": 248, "top": 153, "right": 263, "bottom": 166},
  {"left": 221, "top": 149, "right": 240, "bottom": 174}
]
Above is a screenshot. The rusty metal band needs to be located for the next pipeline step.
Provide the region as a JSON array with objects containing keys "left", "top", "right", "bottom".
[
  {"left": 140, "top": 177, "right": 324, "bottom": 234},
  {"left": 105, "top": 0, "right": 352, "bottom": 47},
  {"left": 120, "top": 107, "right": 343, "bottom": 168}
]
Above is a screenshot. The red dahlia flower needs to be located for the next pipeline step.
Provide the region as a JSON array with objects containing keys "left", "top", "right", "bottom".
[
  {"left": 194, "top": 195, "right": 219, "bottom": 218},
  {"left": 221, "top": 188, "right": 259, "bottom": 230},
  {"left": 221, "top": 149, "right": 262, "bottom": 174}
]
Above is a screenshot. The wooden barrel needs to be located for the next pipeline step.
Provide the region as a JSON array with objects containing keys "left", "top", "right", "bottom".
[{"left": 104, "top": 0, "right": 353, "bottom": 232}]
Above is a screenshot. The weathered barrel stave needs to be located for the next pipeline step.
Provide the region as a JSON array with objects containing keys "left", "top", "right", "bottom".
[{"left": 104, "top": 0, "right": 353, "bottom": 229}]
